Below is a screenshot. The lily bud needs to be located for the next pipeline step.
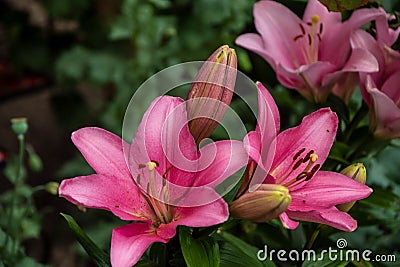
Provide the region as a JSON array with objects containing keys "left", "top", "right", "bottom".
[
  {"left": 230, "top": 184, "right": 291, "bottom": 222},
  {"left": 337, "top": 163, "right": 367, "bottom": 212},
  {"left": 187, "top": 45, "right": 237, "bottom": 145},
  {"left": 45, "top": 182, "right": 60, "bottom": 195}
]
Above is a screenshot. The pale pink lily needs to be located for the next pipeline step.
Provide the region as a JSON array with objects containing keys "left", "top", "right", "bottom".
[
  {"left": 59, "top": 96, "right": 248, "bottom": 267},
  {"left": 243, "top": 83, "right": 372, "bottom": 231},
  {"left": 351, "top": 16, "right": 400, "bottom": 139},
  {"left": 236, "top": 0, "right": 383, "bottom": 103}
]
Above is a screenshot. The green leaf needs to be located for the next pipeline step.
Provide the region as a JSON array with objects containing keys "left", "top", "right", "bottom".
[
  {"left": 301, "top": 251, "right": 350, "bottom": 267},
  {"left": 149, "top": 242, "right": 167, "bottom": 266},
  {"left": 179, "top": 227, "right": 220, "bottom": 267},
  {"left": 220, "top": 243, "right": 256, "bottom": 267},
  {"left": 219, "top": 231, "right": 276, "bottom": 267},
  {"left": 15, "top": 257, "right": 50, "bottom": 267},
  {"left": 61, "top": 213, "right": 110, "bottom": 267},
  {"left": 318, "top": 0, "right": 369, "bottom": 11},
  {"left": 360, "top": 185, "right": 400, "bottom": 210}
]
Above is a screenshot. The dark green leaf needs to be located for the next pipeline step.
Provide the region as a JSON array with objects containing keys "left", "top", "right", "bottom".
[
  {"left": 179, "top": 227, "right": 220, "bottom": 267},
  {"left": 220, "top": 243, "right": 256, "bottom": 267},
  {"left": 360, "top": 185, "right": 400, "bottom": 210},
  {"left": 301, "top": 251, "right": 350, "bottom": 267},
  {"left": 318, "top": 0, "right": 369, "bottom": 11},
  {"left": 61, "top": 213, "right": 110, "bottom": 267},
  {"left": 15, "top": 257, "right": 50, "bottom": 267},
  {"left": 149, "top": 242, "right": 167, "bottom": 267},
  {"left": 219, "top": 231, "right": 276, "bottom": 267}
]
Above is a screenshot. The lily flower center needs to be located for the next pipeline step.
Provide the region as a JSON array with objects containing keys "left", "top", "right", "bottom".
[
  {"left": 272, "top": 148, "right": 320, "bottom": 189},
  {"left": 293, "top": 14, "right": 323, "bottom": 64},
  {"left": 138, "top": 161, "right": 174, "bottom": 226}
]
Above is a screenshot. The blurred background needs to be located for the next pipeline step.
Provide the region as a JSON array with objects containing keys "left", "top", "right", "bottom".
[{"left": 1, "top": 0, "right": 399, "bottom": 266}]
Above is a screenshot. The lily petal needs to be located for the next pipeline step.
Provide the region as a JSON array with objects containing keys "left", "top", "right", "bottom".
[
  {"left": 381, "top": 71, "right": 400, "bottom": 101},
  {"left": 277, "top": 62, "right": 336, "bottom": 102},
  {"left": 290, "top": 171, "right": 372, "bottom": 207},
  {"left": 279, "top": 212, "right": 299, "bottom": 229},
  {"left": 303, "top": 0, "right": 341, "bottom": 27},
  {"left": 59, "top": 174, "right": 153, "bottom": 222},
  {"left": 369, "top": 87, "right": 400, "bottom": 139},
  {"left": 194, "top": 140, "right": 248, "bottom": 187},
  {"left": 235, "top": 34, "right": 274, "bottom": 68},
  {"left": 327, "top": 72, "right": 359, "bottom": 105},
  {"left": 252, "top": 0, "right": 304, "bottom": 69},
  {"left": 111, "top": 222, "right": 168, "bottom": 267},
  {"left": 341, "top": 48, "right": 379, "bottom": 73},
  {"left": 324, "top": 48, "right": 378, "bottom": 104},
  {"left": 271, "top": 108, "right": 337, "bottom": 181},
  {"left": 71, "top": 127, "right": 131, "bottom": 180},
  {"left": 257, "top": 82, "right": 280, "bottom": 135},
  {"left": 321, "top": 7, "right": 385, "bottom": 66},
  {"left": 286, "top": 207, "right": 358, "bottom": 232},
  {"left": 375, "top": 9, "right": 400, "bottom": 46},
  {"left": 159, "top": 197, "right": 229, "bottom": 236},
  {"left": 243, "top": 131, "right": 262, "bottom": 167},
  {"left": 130, "top": 96, "right": 198, "bottom": 187}
]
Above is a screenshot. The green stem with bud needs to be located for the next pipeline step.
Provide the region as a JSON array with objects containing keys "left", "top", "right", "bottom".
[{"left": 3, "top": 133, "right": 26, "bottom": 258}]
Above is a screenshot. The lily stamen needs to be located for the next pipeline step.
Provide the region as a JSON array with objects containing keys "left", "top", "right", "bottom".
[
  {"left": 279, "top": 151, "right": 319, "bottom": 187},
  {"left": 144, "top": 161, "right": 172, "bottom": 225}
]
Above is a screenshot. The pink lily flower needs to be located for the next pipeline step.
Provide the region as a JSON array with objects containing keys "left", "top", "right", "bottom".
[
  {"left": 236, "top": 0, "right": 383, "bottom": 103},
  {"left": 243, "top": 83, "right": 372, "bottom": 231},
  {"left": 59, "top": 96, "right": 248, "bottom": 267},
  {"left": 351, "top": 16, "right": 400, "bottom": 139}
]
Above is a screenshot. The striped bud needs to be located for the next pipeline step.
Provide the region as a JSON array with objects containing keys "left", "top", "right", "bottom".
[
  {"left": 230, "top": 184, "right": 291, "bottom": 222},
  {"left": 186, "top": 45, "right": 237, "bottom": 145},
  {"left": 337, "top": 163, "right": 367, "bottom": 212}
]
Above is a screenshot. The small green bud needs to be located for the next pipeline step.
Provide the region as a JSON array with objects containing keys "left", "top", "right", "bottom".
[
  {"left": 45, "top": 182, "right": 60, "bottom": 195},
  {"left": 29, "top": 154, "right": 43, "bottom": 172},
  {"left": 26, "top": 145, "right": 43, "bottom": 172},
  {"left": 11, "top": 117, "right": 28, "bottom": 136},
  {"left": 337, "top": 163, "right": 367, "bottom": 212},
  {"left": 230, "top": 184, "right": 291, "bottom": 222}
]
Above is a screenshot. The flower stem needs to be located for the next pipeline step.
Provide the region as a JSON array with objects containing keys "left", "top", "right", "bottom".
[
  {"left": 303, "top": 224, "right": 322, "bottom": 250},
  {"left": 3, "top": 134, "right": 25, "bottom": 256},
  {"left": 342, "top": 102, "right": 369, "bottom": 143}
]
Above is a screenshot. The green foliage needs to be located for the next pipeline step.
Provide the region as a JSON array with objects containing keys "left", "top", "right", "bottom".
[
  {"left": 61, "top": 213, "right": 111, "bottom": 267},
  {"left": 0, "top": 124, "right": 45, "bottom": 266},
  {"left": 318, "top": 0, "right": 369, "bottom": 11},
  {"left": 219, "top": 230, "right": 276, "bottom": 267},
  {"left": 179, "top": 227, "right": 220, "bottom": 267}
]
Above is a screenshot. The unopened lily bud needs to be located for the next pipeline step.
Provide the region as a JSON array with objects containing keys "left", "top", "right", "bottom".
[
  {"left": 11, "top": 117, "right": 28, "bottom": 136},
  {"left": 187, "top": 45, "right": 237, "bottom": 145},
  {"left": 337, "top": 163, "right": 367, "bottom": 212},
  {"left": 45, "top": 182, "right": 60, "bottom": 195},
  {"left": 230, "top": 184, "right": 291, "bottom": 222}
]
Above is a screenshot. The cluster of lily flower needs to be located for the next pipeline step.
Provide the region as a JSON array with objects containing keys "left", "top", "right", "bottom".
[{"left": 58, "top": 1, "right": 399, "bottom": 266}]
